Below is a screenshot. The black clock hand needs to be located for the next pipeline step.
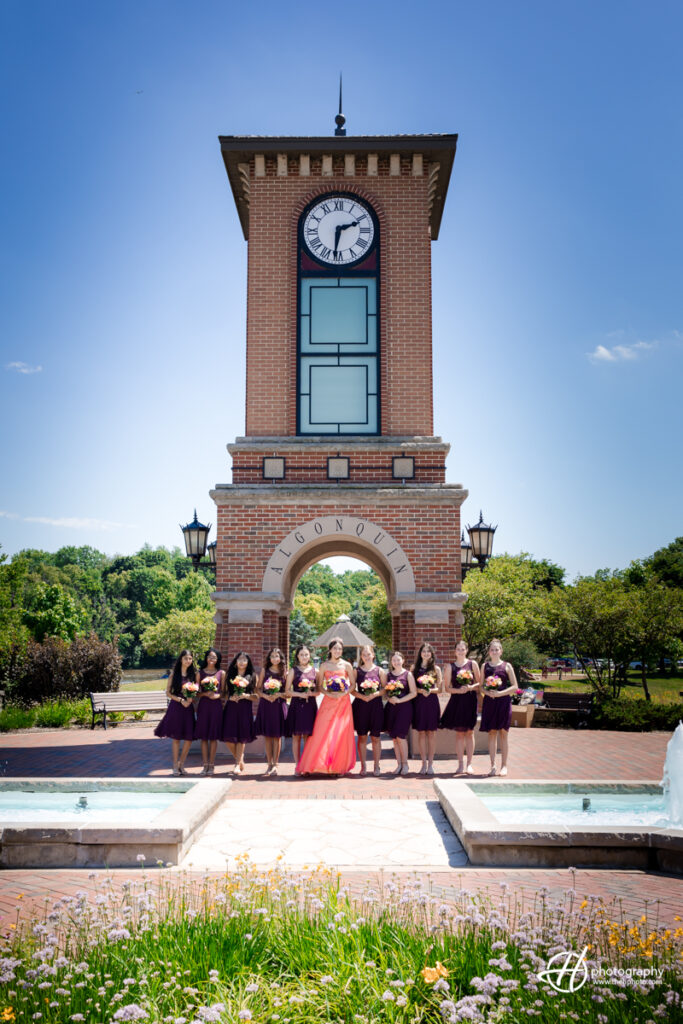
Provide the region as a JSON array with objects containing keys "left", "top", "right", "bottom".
[{"left": 334, "top": 221, "right": 360, "bottom": 254}]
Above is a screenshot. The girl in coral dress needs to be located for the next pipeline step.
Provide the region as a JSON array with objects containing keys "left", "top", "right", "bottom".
[{"left": 296, "top": 637, "right": 356, "bottom": 776}]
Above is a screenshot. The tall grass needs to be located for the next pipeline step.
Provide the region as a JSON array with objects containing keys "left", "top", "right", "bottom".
[
  {"left": 0, "top": 706, "right": 35, "bottom": 732},
  {"left": 1, "top": 861, "right": 681, "bottom": 1022}
]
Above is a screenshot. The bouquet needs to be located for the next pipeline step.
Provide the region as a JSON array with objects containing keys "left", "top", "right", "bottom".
[
  {"left": 416, "top": 672, "right": 436, "bottom": 694},
  {"left": 455, "top": 667, "right": 473, "bottom": 687},
  {"left": 359, "top": 678, "right": 380, "bottom": 696},
  {"left": 201, "top": 677, "right": 219, "bottom": 693},
  {"left": 294, "top": 676, "right": 316, "bottom": 694},
  {"left": 483, "top": 677, "right": 501, "bottom": 693},
  {"left": 384, "top": 678, "right": 405, "bottom": 698},
  {"left": 263, "top": 677, "right": 282, "bottom": 693},
  {"left": 324, "top": 672, "right": 349, "bottom": 693},
  {"left": 232, "top": 675, "right": 254, "bottom": 696},
  {"left": 181, "top": 681, "right": 199, "bottom": 700}
]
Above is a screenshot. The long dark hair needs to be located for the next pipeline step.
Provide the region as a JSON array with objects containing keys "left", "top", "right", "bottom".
[
  {"left": 170, "top": 650, "right": 196, "bottom": 695},
  {"left": 201, "top": 647, "right": 222, "bottom": 671},
  {"left": 327, "top": 636, "right": 345, "bottom": 657},
  {"left": 412, "top": 642, "right": 436, "bottom": 676},
  {"left": 293, "top": 644, "right": 312, "bottom": 667},
  {"left": 226, "top": 651, "right": 255, "bottom": 682},
  {"left": 264, "top": 647, "right": 286, "bottom": 677}
]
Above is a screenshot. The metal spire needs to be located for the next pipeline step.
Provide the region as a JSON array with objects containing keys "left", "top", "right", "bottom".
[{"left": 334, "top": 73, "right": 346, "bottom": 136}]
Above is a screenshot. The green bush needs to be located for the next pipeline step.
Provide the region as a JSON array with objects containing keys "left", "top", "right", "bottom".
[
  {"left": 500, "top": 637, "right": 542, "bottom": 680},
  {"left": 34, "top": 700, "right": 76, "bottom": 728},
  {"left": 593, "top": 697, "right": 683, "bottom": 732},
  {"left": 107, "top": 711, "right": 124, "bottom": 725},
  {"left": 0, "top": 705, "right": 36, "bottom": 731},
  {"left": 8, "top": 633, "right": 122, "bottom": 706},
  {"left": 70, "top": 697, "right": 92, "bottom": 726},
  {"left": 131, "top": 709, "right": 146, "bottom": 721}
]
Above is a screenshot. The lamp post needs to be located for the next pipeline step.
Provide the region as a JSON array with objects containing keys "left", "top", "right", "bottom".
[
  {"left": 460, "top": 530, "right": 473, "bottom": 580},
  {"left": 180, "top": 510, "right": 212, "bottom": 572},
  {"left": 466, "top": 510, "right": 497, "bottom": 571}
]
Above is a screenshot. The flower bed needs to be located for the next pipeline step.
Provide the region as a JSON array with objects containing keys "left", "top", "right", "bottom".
[{"left": 1, "top": 861, "right": 681, "bottom": 1022}]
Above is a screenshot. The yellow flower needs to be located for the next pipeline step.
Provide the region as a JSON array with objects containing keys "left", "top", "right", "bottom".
[
  {"left": 421, "top": 962, "right": 449, "bottom": 983},
  {"left": 2, "top": 1010, "right": 15, "bottom": 1022}
]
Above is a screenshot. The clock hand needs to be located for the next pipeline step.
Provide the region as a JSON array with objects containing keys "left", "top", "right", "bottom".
[{"left": 334, "top": 221, "right": 360, "bottom": 254}]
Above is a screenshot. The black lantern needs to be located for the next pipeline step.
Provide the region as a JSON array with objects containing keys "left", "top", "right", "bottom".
[
  {"left": 467, "top": 510, "right": 497, "bottom": 570},
  {"left": 207, "top": 540, "right": 217, "bottom": 567},
  {"left": 180, "top": 510, "right": 212, "bottom": 571},
  {"left": 460, "top": 530, "right": 473, "bottom": 580}
]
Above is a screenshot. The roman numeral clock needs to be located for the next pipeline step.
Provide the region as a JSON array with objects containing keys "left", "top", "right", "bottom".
[{"left": 210, "top": 121, "right": 468, "bottom": 668}]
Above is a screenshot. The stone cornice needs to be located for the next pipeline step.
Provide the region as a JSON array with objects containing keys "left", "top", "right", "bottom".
[
  {"left": 210, "top": 484, "right": 467, "bottom": 506},
  {"left": 227, "top": 435, "right": 451, "bottom": 455}
]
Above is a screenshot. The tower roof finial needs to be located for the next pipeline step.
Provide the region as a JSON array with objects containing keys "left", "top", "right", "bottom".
[{"left": 334, "top": 73, "right": 346, "bottom": 136}]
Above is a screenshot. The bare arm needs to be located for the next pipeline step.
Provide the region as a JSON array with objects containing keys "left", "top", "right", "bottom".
[{"left": 285, "top": 668, "right": 295, "bottom": 697}]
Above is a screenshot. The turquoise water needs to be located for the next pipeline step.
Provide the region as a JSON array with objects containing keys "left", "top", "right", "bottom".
[
  {"left": 479, "top": 790, "right": 669, "bottom": 827},
  {"left": 0, "top": 790, "right": 178, "bottom": 824}
]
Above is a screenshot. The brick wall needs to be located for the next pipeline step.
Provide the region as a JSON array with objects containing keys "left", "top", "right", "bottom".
[
  {"left": 244, "top": 154, "right": 434, "bottom": 438},
  {"left": 230, "top": 448, "right": 446, "bottom": 484}
]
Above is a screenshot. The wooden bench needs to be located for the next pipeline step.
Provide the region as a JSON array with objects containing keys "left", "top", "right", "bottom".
[
  {"left": 89, "top": 690, "right": 168, "bottom": 729},
  {"left": 541, "top": 691, "right": 594, "bottom": 728}
]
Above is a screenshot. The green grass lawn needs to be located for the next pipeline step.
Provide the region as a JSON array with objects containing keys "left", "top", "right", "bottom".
[
  {"left": 120, "top": 669, "right": 167, "bottom": 692},
  {"left": 538, "top": 672, "right": 682, "bottom": 703}
]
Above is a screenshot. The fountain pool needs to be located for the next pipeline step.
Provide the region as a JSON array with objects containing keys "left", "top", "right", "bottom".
[
  {"left": 0, "top": 779, "right": 230, "bottom": 868},
  {"left": 435, "top": 780, "right": 683, "bottom": 873}
]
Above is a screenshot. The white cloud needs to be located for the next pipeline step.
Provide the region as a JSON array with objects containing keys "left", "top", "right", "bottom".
[
  {"left": 588, "top": 340, "right": 657, "bottom": 364},
  {"left": 5, "top": 361, "right": 43, "bottom": 374},
  {"left": 0, "top": 510, "right": 135, "bottom": 531}
]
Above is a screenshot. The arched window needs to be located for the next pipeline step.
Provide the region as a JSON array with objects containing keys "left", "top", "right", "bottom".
[{"left": 297, "top": 193, "right": 380, "bottom": 435}]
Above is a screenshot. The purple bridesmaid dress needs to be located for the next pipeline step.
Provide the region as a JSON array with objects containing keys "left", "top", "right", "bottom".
[
  {"left": 479, "top": 662, "right": 512, "bottom": 732},
  {"left": 286, "top": 666, "right": 318, "bottom": 737},
  {"left": 194, "top": 670, "right": 224, "bottom": 741},
  {"left": 383, "top": 670, "right": 413, "bottom": 739},
  {"left": 352, "top": 666, "right": 384, "bottom": 737},
  {"left": 223, "top": 672, "right": 256, "bottom": 744},
  {"left": 440, "top": 660, "right": 478, "bottom": 732}
]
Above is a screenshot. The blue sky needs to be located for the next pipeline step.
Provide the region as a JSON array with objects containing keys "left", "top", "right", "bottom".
[{"left": 1, "top": 0, "right": 681, "bottom": 580}]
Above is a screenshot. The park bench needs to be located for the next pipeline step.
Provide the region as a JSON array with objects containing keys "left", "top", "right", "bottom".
[
  {"left": 89, "top": 690, "right": 168, "bottom": 730},
  {"left": 541, "top": 691, "right": 594, "bottom": 728}
]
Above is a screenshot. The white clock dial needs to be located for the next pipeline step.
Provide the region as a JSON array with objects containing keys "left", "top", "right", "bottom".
[{"left": 303, "top": 196, "right": 375, "bottom": 265}]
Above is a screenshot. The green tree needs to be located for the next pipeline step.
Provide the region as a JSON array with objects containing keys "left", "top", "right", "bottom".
[
  {"left": 289, "top": 607, "right": 316, "bottom": 651},
  {"left": 462, "top": 555, "right": 543, "bottom": 655},
  {"left": 294, "top": 593, "right": 347, "bottom": 635},
  {"left": 0, "top": 550, "right": 30, "bottom": 686},
  {"left": 535, "top": 575, "right": 631, "bottom": 698},
  {"left": 176, "top": 571, "right": 214, "bottom": 612},
  {"left": 141, "top": 608, "right": 215, "bottom": 659},
  {"left": 648, "top": 536, "right": 683, "bottom": 589},
  {"left": 625, "top": 575, "right": 683, "bottom": 700},
  {"left": 22, "top": 582, "right": 87, "bottom": 643}
]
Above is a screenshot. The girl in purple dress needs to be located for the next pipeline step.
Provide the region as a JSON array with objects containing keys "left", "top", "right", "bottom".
[
  {"left": 154, "top": 650, "right": 196, "bottom": 775},
  {"left": 480, "top": 639, "right": 518, "bottom": 776},
  {"left": 223, "top": 651, "right": 257, "bottom": 773},
  {"left": 352, "top": 644, "right": 386, "bottom": 776},
  {"left": 255, "top": 647, "right": 288, "bottom": 775},
  {"left": 285, "top": 644, "right": 318, "bottom": 763},
  {"left": 440, "top": 640, "right": 482, "bottom": 775},
  {"left": 411, "top": 642, "right": 443, "bottom": 776},
  {"left": 195, "top": 648, "right": 225, "bottom": 775},
  {"left": 383, "top": 651, "right": 416, "bottom": 775}
]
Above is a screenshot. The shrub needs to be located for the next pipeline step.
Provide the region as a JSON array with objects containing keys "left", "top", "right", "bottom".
[
  {"left": 8, "top": 633, "right": 121, "bottom": 706},
  {"left": 500, "top": 637, "right": 542, "bottom": 680},
  {"left": 593, "top": 698, "right": 683, "bottom": 732},
  {"left": 70, "top": 697, "right": 92, "bottom": 726},
  {"left": 34, "top": 700, "right": 76, "bottom": 728},
  {"left": 107, "top": 711, "right": 124, "bottom": 725},
  {"left": 0, "top": 705, "right": 36, "bottom": 731},
  {"left": 131, "top": 709, "right": 146, "bottom": 721}
]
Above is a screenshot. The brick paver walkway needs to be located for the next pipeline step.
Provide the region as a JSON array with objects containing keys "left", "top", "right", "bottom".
[{"left": 0, "top": 724, "right": 680, "bottom": 929}]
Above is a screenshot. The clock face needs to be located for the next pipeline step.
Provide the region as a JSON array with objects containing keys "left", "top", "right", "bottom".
[{"left": 303, "top": 196, "right": 375, "bottom": 266}]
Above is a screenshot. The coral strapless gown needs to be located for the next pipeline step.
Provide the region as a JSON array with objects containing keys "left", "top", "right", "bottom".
[{"left": 296, "top": 671, "right": 355, "bottom": 775}]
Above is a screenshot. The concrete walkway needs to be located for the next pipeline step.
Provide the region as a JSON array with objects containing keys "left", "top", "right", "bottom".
[{"left": 0, "top": 724, "right": 680, "bottom": 928}]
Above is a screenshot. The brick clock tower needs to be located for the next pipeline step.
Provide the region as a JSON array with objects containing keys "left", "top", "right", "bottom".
[{"left": 211, "top": 121, "right": 467, "bottom": 666}]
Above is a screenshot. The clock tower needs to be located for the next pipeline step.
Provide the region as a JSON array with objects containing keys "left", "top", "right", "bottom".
[{"left": 211, "top": 123, "right": 467, "bottom": 665}]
